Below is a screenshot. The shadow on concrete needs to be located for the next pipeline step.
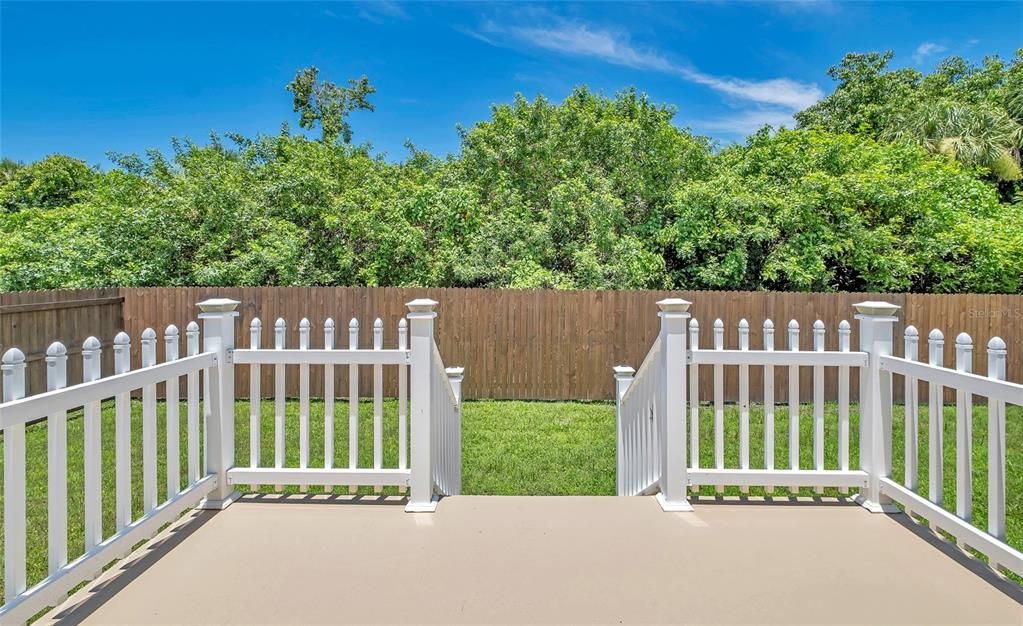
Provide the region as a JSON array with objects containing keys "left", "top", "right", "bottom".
[
  {"left": 237, "top": 492, "right": 408, "bottom": 506},
  {"left": 689, "top": 494, "right": 860, "bottom": 507},
  {"left": 887, "top": 511, "right": 1023, "bottom": 605},
  {"left": 47, "top": 509, "right": 217, "bottom": 625}
]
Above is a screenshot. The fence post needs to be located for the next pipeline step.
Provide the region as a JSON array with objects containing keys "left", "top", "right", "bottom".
[
  {"left": 853, "top": 301, "right": 900, "bottom": 513},
  {"left": 197, "top": 298, "right": 240, "bottom": 510},
  {"left": 406, "top": 298, "right": 438, "bottom": 512},
  {"left": 656, "top": 298, "right": 692, "bottom": 512},
  {"left": 446, "top": 366, "right": 465, "bottom": 496},
  {"left": 612, "top": 365, "right": 636, "bottom": 496}
]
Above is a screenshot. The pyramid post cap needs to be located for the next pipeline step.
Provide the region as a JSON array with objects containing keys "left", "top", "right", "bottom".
[
  {"left": 197, "top": 298, "right": 240, "bottom": 313},
  {"left": 852, "top": 301, "right": 901, "bottom": 316},
  {"left": 656, "top": 298, "right": 691, "bottom": 314}
]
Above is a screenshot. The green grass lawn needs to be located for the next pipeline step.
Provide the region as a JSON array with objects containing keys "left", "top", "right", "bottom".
[{"left": 1, "top": 398, "right": 1020, "bottom": 603}]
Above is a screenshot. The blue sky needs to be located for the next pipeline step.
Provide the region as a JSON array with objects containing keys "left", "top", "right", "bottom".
[{"left": 2, "top": 1, "right": 1020, "bottom": 166}]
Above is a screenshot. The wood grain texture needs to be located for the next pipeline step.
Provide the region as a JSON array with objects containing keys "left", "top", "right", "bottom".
[{"left": 3, "top": 287, "right": 1020, "bottom": 401}]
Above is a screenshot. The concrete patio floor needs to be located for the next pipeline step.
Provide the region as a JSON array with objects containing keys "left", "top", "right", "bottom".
[{"left": 44, "top": 495, "right": 1023, "bottom": 625}]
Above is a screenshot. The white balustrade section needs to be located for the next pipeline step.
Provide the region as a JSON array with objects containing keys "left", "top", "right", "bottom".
[
  {"left": 879, "top": 330, "right": 1023, "bottom": 577},
  {"left": 0, "top": 313, "right": 220, "bottom": 625},
  {"left": 226, "top": 299, "right": 461, "bottom": 513}
]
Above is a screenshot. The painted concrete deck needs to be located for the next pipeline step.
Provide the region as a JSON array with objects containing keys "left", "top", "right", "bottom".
[{"left": 45, "top": 495, "right": 1023, "bottom": 625}]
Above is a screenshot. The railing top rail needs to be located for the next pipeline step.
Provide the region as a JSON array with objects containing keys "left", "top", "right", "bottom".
[
  {"left": 0, "top": 351, "right": 216, "bottom": 429},
  {"left": 432, "top": 342, "right": 458, "bottom": 407},
  {"left": 880, "top": 354, "right": 1023, "bottom": 405},
  {"left": 690, "top": 349, "right": 868, "bottom": 367},
  {"left": 232, "top": 348, "right": 410, "bottom": 366},
  {"left": 620, "top": 335, "right": 662, "bottom": 406}
]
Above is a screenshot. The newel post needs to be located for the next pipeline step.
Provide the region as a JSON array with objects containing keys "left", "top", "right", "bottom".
[
  {"left": 656, "top": 298, "right": 692, "bottom": 512},
  {"left": 612, "top": 365, "right": 636, "bottom": 496},
  {"left": 406, "top": 298, "right": 438, "bottom": 512},
  {"left": 197, "top": 298, "right": 241, "bottom": 510},
  {"left": 853, "top": 300, "right": 900, "bottom": 513},
  {"left": 446, "top": 366, "right": 465, "bottom": 496}
]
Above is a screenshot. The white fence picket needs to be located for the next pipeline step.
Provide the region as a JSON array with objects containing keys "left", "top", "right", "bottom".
[
  {"left": 186, "top": 322, "right": 201, "bottom": 484},
  {"left": 141, "top": 328, "right": 158, "bottom": 513},
  {"left": 274, "top": 318, "right": 286, "bottom": 492},
  {"left": 165, "top": 325, "right": 181, "bottom": 498},
  {"left": 324, "top": 318, "right": 335, "bottom": 492},
  {"left": 987, "top": 337, "right": 1007, "bottom": 547},
  {"left": 2, "top": 348, "right": 27, "bottom": 603},
  {"left": 299, "top": 318, "right": 310, "bottom": 492},
  {"left": 689, "top": 319, "right": 700, "bottom": 479},
  {"left": 954, "top": 333, "right": 973, "bottom": 523},
  {"left": 738, "top": 319, "right": 750, "bottom": 493},
  {"left": 788, "top": 321, "right": 800, "bottom": 485},
  {"left": 348, "top": 318, "right": 359, "bottom": 493},
  {"left": 928, "top": 329, "right": 945, "bottom": 506},
  {"left": 813, "top": 320, "right": 825, "bottom": 494},
  {"left": 763, "top": 320, "right": 775, "bottom": 494},
  {"left": 45, "top": 342, "right": 69, "bottom": 576},
  {"left": 373, "top": 318, "right": 384, "bottom": 492},
  {"left": 82, "top": 337, "right": 103, "bottom": 551},
  {"left": 713, "top": 319, "right": 724, "bottom": 493},
  {"left": 249, "top": 318, "right": 262, "bottom": 491},
  {"left": 904, "top": 326, "right": 919, "bottom": 490},
  {"left": 113, "top": 332, "right": 132, "bottom": 531},
  {"left": 838, "top": 320, "right": 850, "bottom": 494},
  {"left": 398, "top": 318, "right": 408, "bottom": 492}
]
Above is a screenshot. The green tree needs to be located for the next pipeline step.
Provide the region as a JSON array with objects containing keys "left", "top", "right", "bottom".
[
  {"left": 286, "top": 67, "right": 376, "bottom": 144},
  {"left": 0, "top": 154, "right": 96, "bottom": 212}
]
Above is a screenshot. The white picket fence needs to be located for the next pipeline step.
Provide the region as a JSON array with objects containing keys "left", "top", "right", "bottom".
[
  {"left": 0, "top": 297, "right": 462, "bottom": 623},
  {"left": 615, "top": 298, "right": 1023, "bottom": 577}
]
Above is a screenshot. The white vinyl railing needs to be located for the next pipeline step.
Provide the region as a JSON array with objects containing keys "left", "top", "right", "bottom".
[
  {"left": 228, "top": 316, "right": 413, "bottom": 493},
  {"left": 432, "top": 344, "right": 462, "bottom": 497},
  {"left": 0, "top": 297, "right": 463, "bottom": 623},
  {"left": 614, "top": 337, "right": 662, "bottom": 497},
  {"left": 688, "top": 317, "right": 869, "bottom": 494},
  {"left": 614, "top": 297, "right": 1022, "bottom": 579},
  {"left": 879, "top": 329, "right": 1023, "bottom": 577},
  {"left": 0, "top": 323, "right": 220, "bottom": 624}
]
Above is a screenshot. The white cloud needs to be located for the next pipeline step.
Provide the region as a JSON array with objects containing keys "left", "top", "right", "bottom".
[
  {"left": 698, "top": 109, "right": 797, "bottom": 135},
  {"left": 913, "top": 42, "right": 947, "bottom": 64},
  {"left": 357, "top": 1, "right": 408, "bottom": 23},
  {"left": 477, "top": 20, "right": 822, "bottom": 111}
]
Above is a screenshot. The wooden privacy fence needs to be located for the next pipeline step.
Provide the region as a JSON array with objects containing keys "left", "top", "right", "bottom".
[
  {"left": 3, "top": 287, "right": 1022, "bottom": 401},
  {"left": 0, "top": 289, "right": 123, "bottom": 397}
]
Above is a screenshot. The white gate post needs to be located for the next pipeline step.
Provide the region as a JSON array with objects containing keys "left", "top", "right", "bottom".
[
  {"left": 656, "top": 298, "right": 692, "bottom": 512},
  {"left": 853, "top": 301, "right": 900, "bottom": 513},
  {"left": 406, "top": 298, "right": 438, "bottom": 512},
  {"left": 198, "top": 298, "right": 241, "bottom": 509},
  {"left": 612, "top": 365, "right": 635, "bottom": 496}
]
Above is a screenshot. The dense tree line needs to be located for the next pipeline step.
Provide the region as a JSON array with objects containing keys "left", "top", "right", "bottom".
[{"left": 2, "top": 50, "right": 1021, "bottom": 293}]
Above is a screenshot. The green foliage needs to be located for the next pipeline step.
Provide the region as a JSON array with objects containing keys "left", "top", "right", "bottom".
[
  {"left": 2, "top": 61, "right": 1022, "bottom": 294},
  {"left": 0, "top": 154, "right": 97, "bottom": 212},
  {"left": 286, "top": 66, "right": 376, "bottom": 144},
  {"left": 662, "top": 129, "right": 1023, "bottom": 293},
  {"left": 798, "top": 49, "right": 1023, "bottom": 187}
]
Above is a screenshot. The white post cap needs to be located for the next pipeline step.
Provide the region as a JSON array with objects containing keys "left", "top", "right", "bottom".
[
  {"left": 197, "top": 298, "right": 241, "bottom": 314},
  {"left": 445, "top": 366, "right": 465, "bottom": 380},
  {"left": 656, "top": 298, "right": 692, "bottom": 314},
  {"left": 613, "top": 365, "right": 636, "bottom": 379},
  {"left": 852, "top": 301, "right": 901, "bottom": 317},
  {"left": 406, "top": 298, "right": 439, "bottom": 317}
]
